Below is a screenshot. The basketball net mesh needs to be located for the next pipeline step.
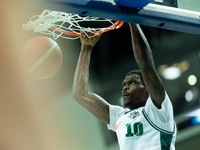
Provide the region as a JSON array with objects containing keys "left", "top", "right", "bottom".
[{"left": 23, "top": 10, "right": 121, "bottom": 40}]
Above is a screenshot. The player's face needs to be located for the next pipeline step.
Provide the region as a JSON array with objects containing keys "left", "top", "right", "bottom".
[{"left": 122, "top": 74, "right": 148, "bottom": 108}]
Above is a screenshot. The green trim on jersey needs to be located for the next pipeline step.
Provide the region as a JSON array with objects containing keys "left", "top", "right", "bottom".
[
  {"left": 160, "top": 132, "right": 173, "bottom": 150},
  {"left": 142, "top": 109, "right": 175, "bottom": 150},
  {"left": 142, "top": 109, "right": 175, "bottom": 134}
]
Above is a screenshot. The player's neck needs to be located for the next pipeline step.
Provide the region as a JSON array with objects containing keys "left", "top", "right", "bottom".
[{"left": 129, "top": 102, "right": 146, "bottom": 110}]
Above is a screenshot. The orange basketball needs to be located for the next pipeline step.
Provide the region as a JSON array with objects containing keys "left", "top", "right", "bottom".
[{"left": 21, "top": 37, "right": 63, "bottom": 79}]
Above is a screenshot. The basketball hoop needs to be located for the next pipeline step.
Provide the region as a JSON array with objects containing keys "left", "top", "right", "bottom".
[{"left": 23, "top": 10, "right": 124, "bottom": 40}]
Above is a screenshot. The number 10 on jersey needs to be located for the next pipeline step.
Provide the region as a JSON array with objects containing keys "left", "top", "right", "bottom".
[{"left": 125, "top": 122, "right": 143, "bottom": 137}]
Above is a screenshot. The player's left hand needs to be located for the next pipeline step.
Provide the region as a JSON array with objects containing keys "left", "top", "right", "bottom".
[{"left": 80, "top": 31, "right": 101, "bottom": 47}]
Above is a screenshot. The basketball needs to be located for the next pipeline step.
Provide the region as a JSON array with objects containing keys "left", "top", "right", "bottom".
[{"left": 21, "top": 36, "right": 63, "bottom": 79}]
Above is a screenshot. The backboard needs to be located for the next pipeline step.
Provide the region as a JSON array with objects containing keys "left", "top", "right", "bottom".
[{"left": 25, "top": 0, "right": 200, "bottom": 35}]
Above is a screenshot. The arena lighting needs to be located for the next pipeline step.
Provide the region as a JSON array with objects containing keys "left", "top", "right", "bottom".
[
  {"left": 185, "top": 90, "right": 194, "bottom": 102},
  {"left": 158, "top": 61, "right": 189, "bottom": 80},
  {"left": 187, "top": 75, "right": 197, "bottom": 86},
  {"left": 184, "top": 108, "right": 200, "bottom": 126},
  {"left": 185, "top": 87, "right": 199, "bottom": 102},
  {"left": 177, "top": 108, "right": 200, "bottom": 131},
  {"left": 162, "top": 66, "right": 182, "bottom": 80},
  {"left": 184, "top": 108, "right": 200, "bottom": 117},
  {"left": 191, "top": 116, "right": 200, "bottom": 125}
]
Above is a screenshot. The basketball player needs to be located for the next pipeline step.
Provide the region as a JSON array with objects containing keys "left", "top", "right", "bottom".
[{"left": 73, "top": 23, "right": 176, "bottom": 150}]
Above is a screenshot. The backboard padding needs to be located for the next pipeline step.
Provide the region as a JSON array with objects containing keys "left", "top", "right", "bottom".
[{"left": 25, "top": 0, "right": 200, "bottom": 35}]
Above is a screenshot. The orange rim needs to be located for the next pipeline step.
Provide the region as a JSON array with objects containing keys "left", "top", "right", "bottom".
[
  {"left": 43, "top": 11, "right": 124, "bottom": 37},
  {"left": 95, "top": 21, "right": 124, "bottom": 34}
]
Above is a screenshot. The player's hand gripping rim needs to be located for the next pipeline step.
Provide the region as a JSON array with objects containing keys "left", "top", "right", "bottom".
[{"left": 80, "top": 31, "right": 101, "bottom": 47}]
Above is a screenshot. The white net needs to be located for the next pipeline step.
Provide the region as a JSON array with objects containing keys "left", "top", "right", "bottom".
[{"left": 23, "top": 10, "right": 119, "bottom": 40}]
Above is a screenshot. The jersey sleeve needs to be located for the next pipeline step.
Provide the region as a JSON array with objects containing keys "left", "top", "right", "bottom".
[
  {"left": 144, "top": 91, "right": 174, "bottom": 132},
  {"left": 107, "top": 104, "right": 126, "bottom": 132}
]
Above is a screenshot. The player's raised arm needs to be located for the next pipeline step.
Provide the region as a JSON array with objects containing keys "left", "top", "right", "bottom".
[
  {"left": 72, "top": 32, "right": 110, "bottom": 124},
  {"left": 129, "top": 23, "right": 165, "bottom": 109}
]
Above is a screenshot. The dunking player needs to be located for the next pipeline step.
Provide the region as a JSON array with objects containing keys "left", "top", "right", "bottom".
[{"left": 72, "top": 23, "right": 176, "bottom": 150}]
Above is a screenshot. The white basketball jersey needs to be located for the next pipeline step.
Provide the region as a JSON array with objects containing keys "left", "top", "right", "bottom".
[{"left": 107, "top": 92, "right": 176, "bottom": 150}]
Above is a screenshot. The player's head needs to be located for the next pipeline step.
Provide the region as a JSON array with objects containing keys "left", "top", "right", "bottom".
[
  {"left": 126, "top": 70, "right": 145, "bottom": 87},
  {"left": 122, "top": 70, "right": 148, "bottom": 109}
]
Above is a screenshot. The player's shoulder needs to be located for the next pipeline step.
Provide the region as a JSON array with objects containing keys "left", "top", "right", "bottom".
[
  {"left": 109, "top": 104, "right": 129, "bottom": 116},
  {"left": 145, "top": 91, "right": 172, "bottom": 108}
]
